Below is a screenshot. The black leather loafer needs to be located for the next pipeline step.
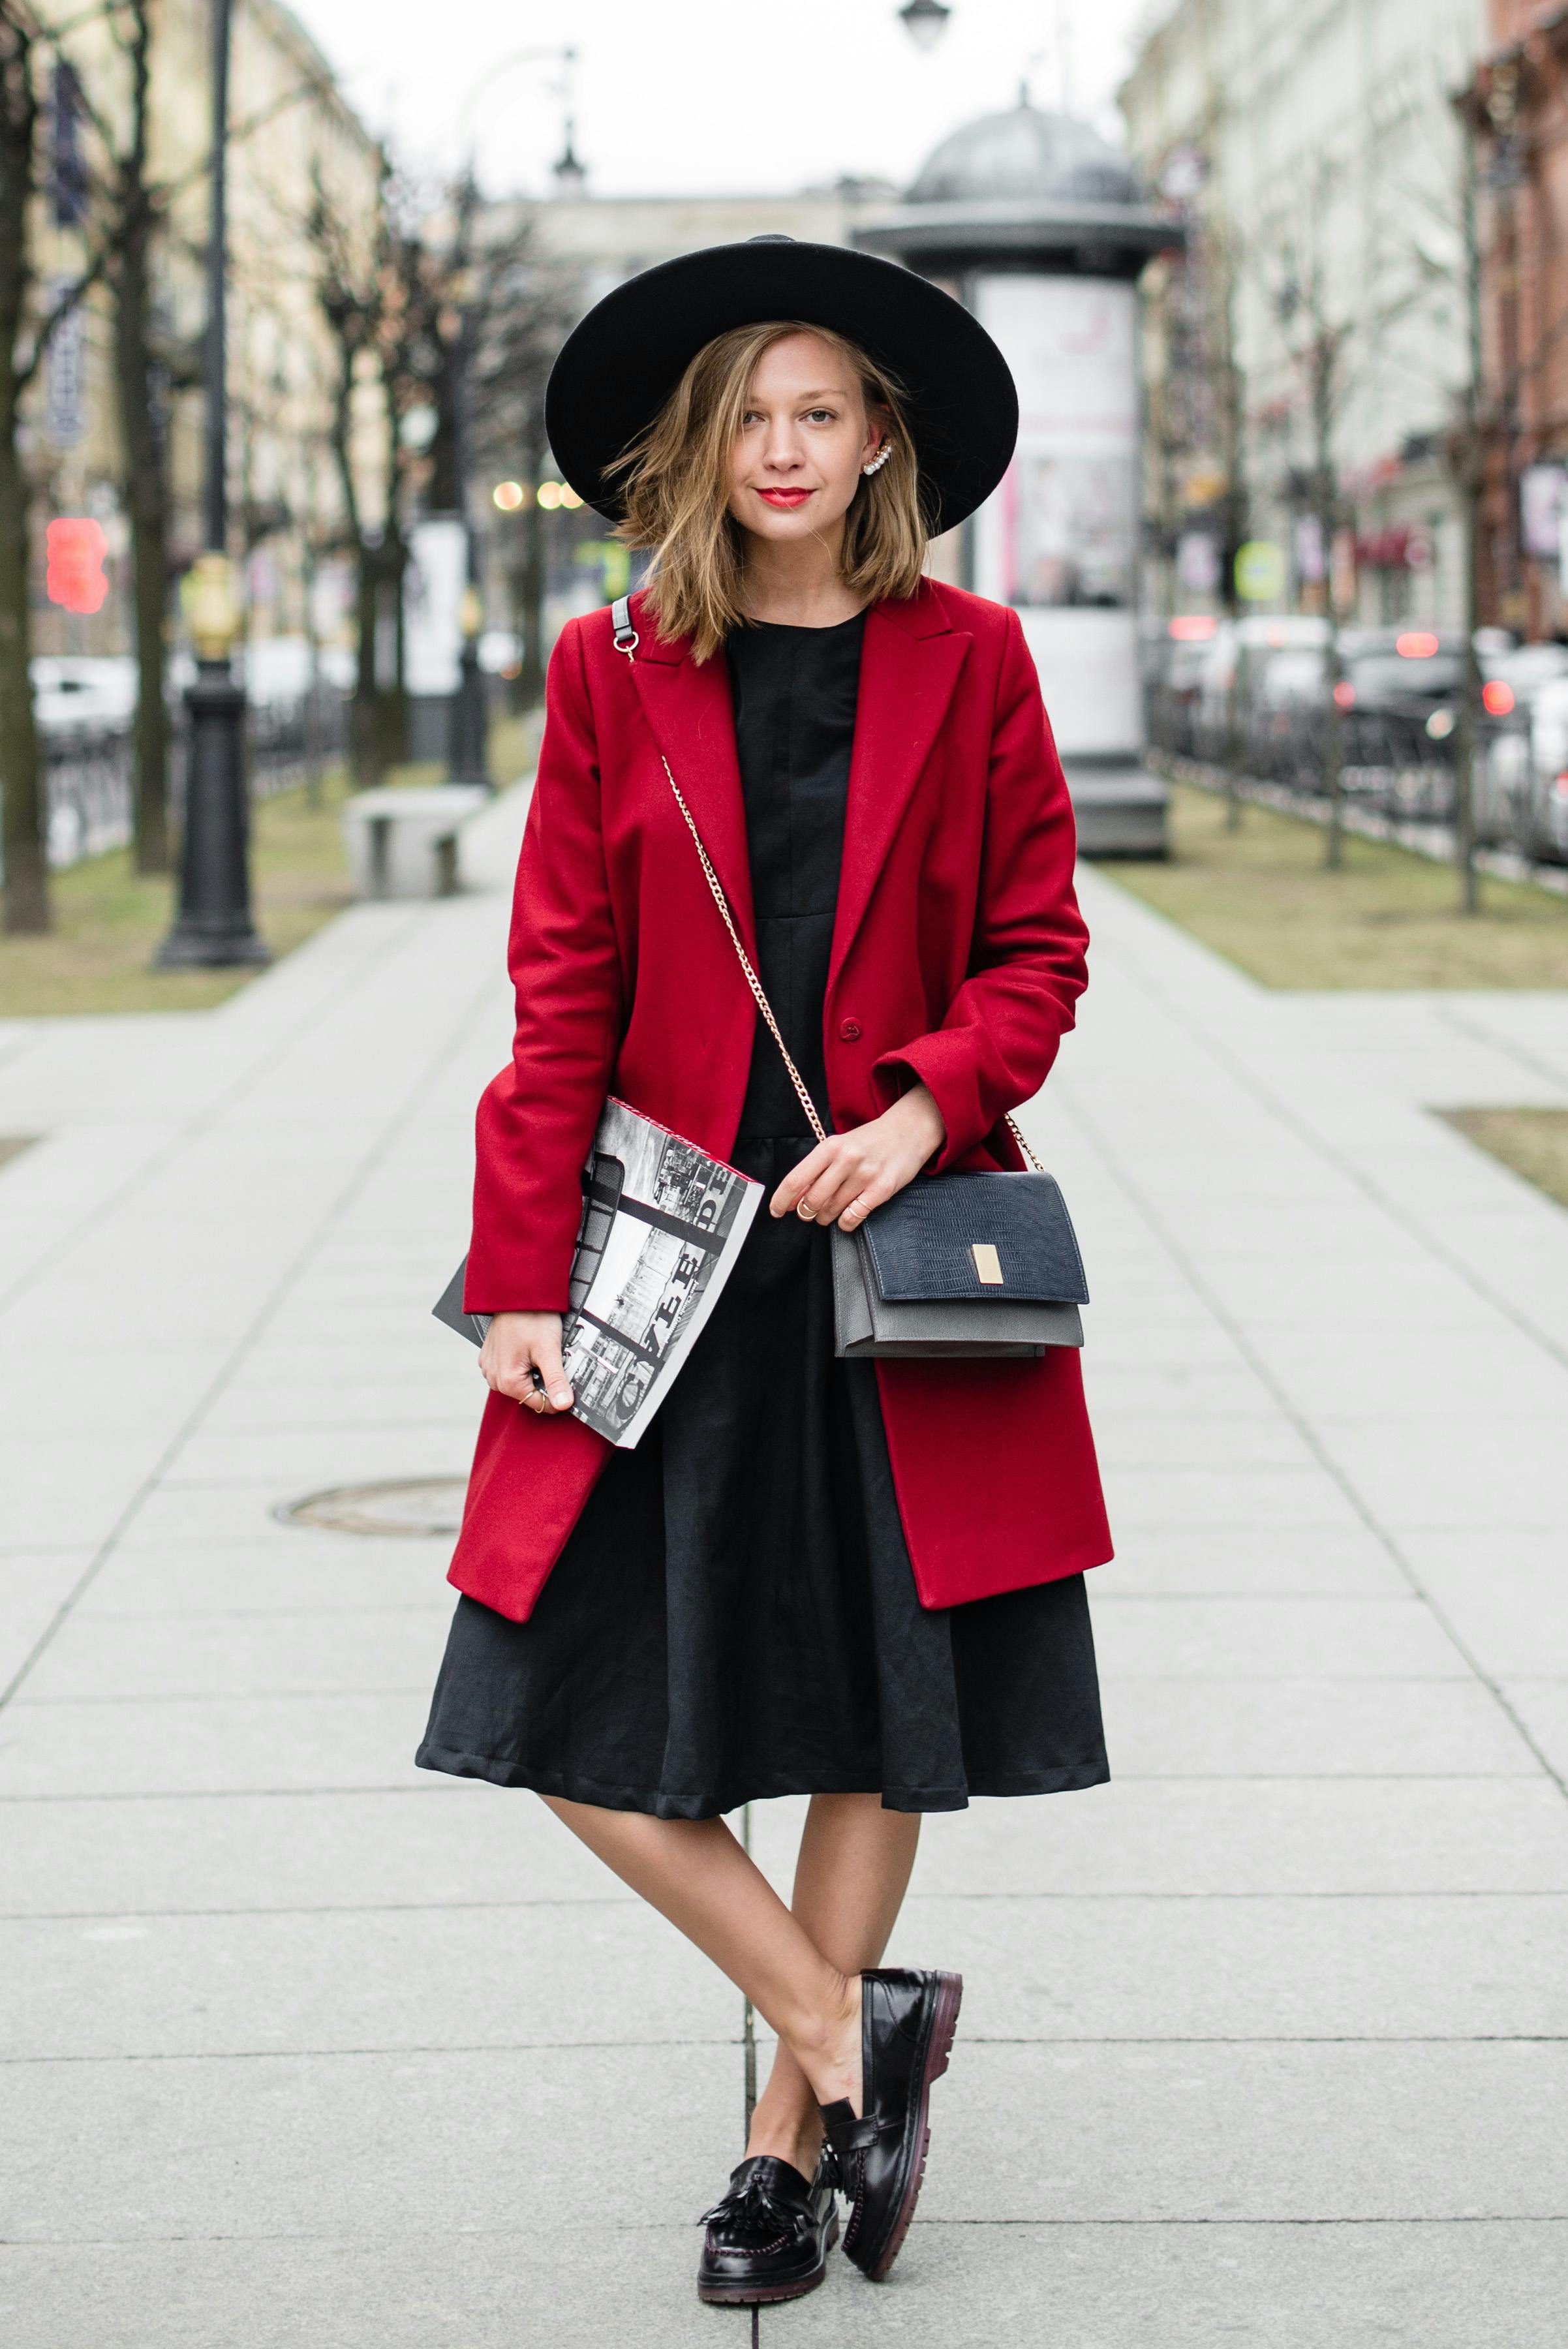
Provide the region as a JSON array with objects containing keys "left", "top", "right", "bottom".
[
  {"left": 819, "top": 1966, "right": 962, "bottom": 2282},
  {"left": 696, "top": 2153, "right": 839, "bottom": 2305}
]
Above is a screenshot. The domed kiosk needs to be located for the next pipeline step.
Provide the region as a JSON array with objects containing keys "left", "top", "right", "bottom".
[{"left": 861, "top": 99, "right": 1180, "bottom": 853}]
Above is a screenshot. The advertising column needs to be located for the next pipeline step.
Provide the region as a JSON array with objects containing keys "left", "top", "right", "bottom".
[{"left": 971, "top": 275, "right": 1141, "bottom": 760}]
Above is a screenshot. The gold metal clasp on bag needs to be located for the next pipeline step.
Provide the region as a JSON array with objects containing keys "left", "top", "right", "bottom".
[{"left": 970, "top": 1243, "right": 1004, "bottom": 1285}]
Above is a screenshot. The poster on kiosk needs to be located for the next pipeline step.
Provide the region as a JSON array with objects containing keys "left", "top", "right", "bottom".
[{"left": 970, "top": 275, "right": 1142, "bottom": 761}]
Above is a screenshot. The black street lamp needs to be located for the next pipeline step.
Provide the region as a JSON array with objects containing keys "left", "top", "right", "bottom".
[
  {"left": 157, "top": 0, "right": 267, "bottom": 968},
  {"left": 448, "top": 236, "right": 491, "bottom": 789},
  {"left": 898, "top": 0, "right": 952, "bottom": 51}
]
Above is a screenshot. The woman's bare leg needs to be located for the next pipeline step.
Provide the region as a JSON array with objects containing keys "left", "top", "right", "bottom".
[
  {"left": 540, "top": 1795, "right": 865, "bottom": 2110},
  {"left": 746, "top": 1793, "right": 922, "bottom": 2179}
]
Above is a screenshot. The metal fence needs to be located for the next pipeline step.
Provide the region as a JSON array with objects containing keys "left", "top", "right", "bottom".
[
  {"left": 1145, "top": 686, "right": 1568, "bottom": 867},
  {"left": 44, "top": 686, "right": 350, "bottom": 871}
]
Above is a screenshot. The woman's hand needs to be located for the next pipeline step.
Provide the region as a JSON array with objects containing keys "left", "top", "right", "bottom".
[
  {"left": 479, "top": 1312, "right": 575, "bottom": 1416},
  {"left": 769, "top": 1083, "right": 945, "bottom": 1230}
]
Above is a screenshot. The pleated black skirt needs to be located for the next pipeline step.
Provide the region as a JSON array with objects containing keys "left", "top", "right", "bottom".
[{"left": 416, "top": 1135, "right": 1109, "bottom": 1818}]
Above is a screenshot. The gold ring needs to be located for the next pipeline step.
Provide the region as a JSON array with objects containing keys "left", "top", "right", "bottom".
[{"left": 796, "top": 1201, "right": 816, "bottom": 1221}]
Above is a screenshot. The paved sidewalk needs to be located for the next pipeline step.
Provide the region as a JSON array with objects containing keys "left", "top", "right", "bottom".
[{"left": 2, "top": 795, "right": 1567, "bottom": 2346}]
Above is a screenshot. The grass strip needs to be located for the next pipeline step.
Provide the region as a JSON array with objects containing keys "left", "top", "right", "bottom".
[
  {"left": 0, "top": 769, "right": 356, "bottom": 1017},
  {"left": 1098, "top": 780, "right": 1568, "bottom": 989},
  {"left": 0, "top": 714, "right": 539, "bottom": 1020},
  {"left": 1442, "top": 1109, "right": 1568, "bottom": 1212}
]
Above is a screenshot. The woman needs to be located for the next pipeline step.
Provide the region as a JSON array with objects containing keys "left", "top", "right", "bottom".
[{"left": 418, "top": 238, "right": 1112, "bottom": 2305}]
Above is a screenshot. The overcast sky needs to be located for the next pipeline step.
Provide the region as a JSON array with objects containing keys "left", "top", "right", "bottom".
[{"left": 289, "top": 0, "right": 1155, "bottom": 204}]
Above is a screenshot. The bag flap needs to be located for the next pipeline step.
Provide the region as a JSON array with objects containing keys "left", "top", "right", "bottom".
[{"left": 859, "top": 1172, "right": 1088, "bottom": 1304}]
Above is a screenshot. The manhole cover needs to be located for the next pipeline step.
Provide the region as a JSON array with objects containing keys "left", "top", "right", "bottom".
[{"left": 275, "top": 1477, "right": 467, "bottom": 1537}]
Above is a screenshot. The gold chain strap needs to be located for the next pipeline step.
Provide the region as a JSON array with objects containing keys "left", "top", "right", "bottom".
[
  {"left": 660, "top": 756, "right": 829, "bottom": 1145},
  {"left": 658, "top": 754, "right": 1045, "bottom": 1176}
]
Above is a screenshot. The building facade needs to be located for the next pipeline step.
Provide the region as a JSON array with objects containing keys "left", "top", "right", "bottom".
[
  {"left": 30, "top": 0, "right": 385, "bottom": 663},
  {"left": 1121, "top": 0, "right": 1488, "bottom": 628},
  {"left": 1467, "top": 3, "right": 1568, "bottom": 637}
]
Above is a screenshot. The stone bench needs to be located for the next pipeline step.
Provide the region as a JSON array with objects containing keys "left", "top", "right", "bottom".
[{"left": 341, "top": 785, "right": 491, "bottom": 900}]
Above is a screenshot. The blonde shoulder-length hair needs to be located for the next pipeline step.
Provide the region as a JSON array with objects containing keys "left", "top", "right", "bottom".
[{"left": 608, "top": 320, "right": 929, "bottom": 664}]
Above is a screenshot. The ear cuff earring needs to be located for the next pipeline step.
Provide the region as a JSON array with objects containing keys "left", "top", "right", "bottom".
[{"left": 861, "top": 444, "right": 892, "bottom": 476}]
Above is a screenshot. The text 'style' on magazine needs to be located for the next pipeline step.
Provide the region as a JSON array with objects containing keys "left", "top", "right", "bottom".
[{"left": 561, "top": 1098, "right": 762, "bottom": 1447}]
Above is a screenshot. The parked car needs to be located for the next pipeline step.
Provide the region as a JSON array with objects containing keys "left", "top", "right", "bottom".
[
  {"left": 233, "top": 634, "right": 355, "bottom": 703},
  {"left": 1484, "top": 638, "right": 1568, "bottom": 712},
  {"left": 1517, "top": 673, "right": 1568, "bottom": 862},
  {"left": 1333, "top": 629, "right": 1526, "bottom": 836},
  {"left": 29, "top": 655, "right": 138, "bottom": 735}
]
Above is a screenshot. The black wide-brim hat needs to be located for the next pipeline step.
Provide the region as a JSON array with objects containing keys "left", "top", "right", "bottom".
[{"left": 544, "top": 236, "right": 1018, "bottom": 536}]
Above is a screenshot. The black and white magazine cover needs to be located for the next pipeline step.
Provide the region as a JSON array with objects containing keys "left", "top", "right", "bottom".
[
  {"left": 433, "top": 1101, "right": 762, "bottom": 1445},
  {"left": 561, "top": 1100, "right": 762, "bottom": 1445}
]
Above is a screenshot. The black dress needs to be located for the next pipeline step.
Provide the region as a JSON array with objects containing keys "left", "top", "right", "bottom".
[{"left": 416, "top": 613, "right": 1108, "bottom": 1817}]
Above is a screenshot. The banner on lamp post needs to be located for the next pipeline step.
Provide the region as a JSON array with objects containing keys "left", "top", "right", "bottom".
[
  {"left": 403, "top": 517, "right": 467, "bottom": 696},
  {"left": 1235, "top": 540, "right": 1285, "bottom": 603}
]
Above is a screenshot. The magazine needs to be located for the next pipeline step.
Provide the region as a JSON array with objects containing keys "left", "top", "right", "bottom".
[{"left": 433, "top": 1098, "right": 762, "bottom": 1449}]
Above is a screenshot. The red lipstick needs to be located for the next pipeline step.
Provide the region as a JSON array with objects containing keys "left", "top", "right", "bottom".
[{"left": 756, "top": 487, "right": 812, "bottom": 508}]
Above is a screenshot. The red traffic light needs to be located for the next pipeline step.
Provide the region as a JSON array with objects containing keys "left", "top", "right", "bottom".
[{"left": 1481, "top": 680, "right": 1514, "bottom": 716}]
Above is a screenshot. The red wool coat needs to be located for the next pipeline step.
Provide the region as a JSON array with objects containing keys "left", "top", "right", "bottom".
[{"left": 450, "top": 577, "right": 1112, "bottom": 1621}]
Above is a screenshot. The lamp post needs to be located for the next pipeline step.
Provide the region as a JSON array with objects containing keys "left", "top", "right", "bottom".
[
  {"left": 898, "top": 0, "right": 951, "bottom": 50},
  {"left": 157, "top": 0, "right": 266, "bottom": 966},
  {"left": 447, "top": 224, "right": 491, "bottom": 788}
]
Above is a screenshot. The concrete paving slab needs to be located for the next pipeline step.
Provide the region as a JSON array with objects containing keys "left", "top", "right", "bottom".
[
  {"left": 771, "top": 2218, "right": 1568, "bottom": 2349},
  {"left": 200, "top": 1375, "right": 479, "bottom": 1432},
  {"left": 110, "top": 1481, "right": 457, "bottom": 1547},
  {"left": 1081, "top": 1315, "right": 1256, "bottom": 1369},
  {"left": 0, "top": 1554, "right": 92, "bottom": 1685},
  {"left": 166, "top": 1421, "right": 478, "bottom": 1488},
  {"left": 884, "top": 1891, "right": 1568, "bottom": 2040},
  {"left": 0, "top": 1691, "right": 433, "bottom": 1796},
  {"left": 1310, "top": 1417, "right": 1567, "bottom": 1531},
  {"left": 1079, "top": 1361, "right": 1282, "bottom": 1416},
  {"left": 1089, "top": 1413, "right": 1321, "bottom": 1470},
  {"left": 1396, "top": 1532, "right": 1568, "bottom": 1680},
  {"left": 1099, "top": 1466, "right": 1373, "bottom": 1532},
  {"left": 1498, "top": 1681, "right": 1568, "bottom": 1781},
  {"left": 1252, "top": 1327, "right": 1568, "bottom": 1420},
  {"left": 1195, "top": 1259, "right": 1507, "bottom": 1334},
  {"left": 0, "top": 1899, "right": 734, "bottom": 2059},
  {"left": 1103, "top": 1525, "right": 1409, "bottom": 1597},
  {"left": 870, "top": 1779, "right": 1568, "bottom": 1899},
  {"left": 0, "top": 1786, "right": 606, "bottom": 1916},
  {"left": 1092, "top": 1595, "right": 1464, "bottom": 1678},
  {"left": 1101, "top": 1676, "right": 1537, "bottom": 1777},
  {"left": 0, "top": 2042, "right": 738, "bottom": 2243},
  {"left": 73, "top": 1539, "right": 454, "bottom": 1618},
  {"left": 920, "top": 2039, "right": 1568, "bottom": 2220},
  {"left": 0, "top": 2230, "right": 715, "bottom": 2349},
  {"left": 13, "top": 1603, "right": 452, "bottom": 1703}
]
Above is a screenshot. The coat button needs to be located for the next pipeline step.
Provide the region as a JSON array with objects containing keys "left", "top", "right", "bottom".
[{"left": 838, "top": 1018, "right": 863, "bottom": 1041}]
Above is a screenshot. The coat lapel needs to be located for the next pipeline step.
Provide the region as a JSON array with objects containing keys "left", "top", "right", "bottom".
[
  {"left": 829, "top": 594, "right": 970, "bottom": 991},
  {"left": 623, "top": 630, "right": 758, "bottom": 959}
]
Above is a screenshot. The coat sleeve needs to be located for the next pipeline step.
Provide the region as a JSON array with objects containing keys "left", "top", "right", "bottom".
[
  {"left": 870, "top": 609, "right": 1088, "bottom": 1169},
  {"left": 463, "top": 619, "right": 623, "bottom": 1314}
]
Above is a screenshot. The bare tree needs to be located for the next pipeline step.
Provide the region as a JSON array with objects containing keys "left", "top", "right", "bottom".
[
  {"left": 1449, "top": 91, "right": 1486, "bottom": 917},
  {"left": 104, "top": 0, "right": 177, "bottom": 872},
  {"left": 1274, "top": 241, "right": 1355, "bottom": 869},
  {"left": 465, "top": 210, "right": 577, "bottom": 710},
  {"left": 0, "top": 3, "right": 104, "bottom": 932},
  {"left": 308, "top": 167, "right": 577, "bottom": 771},
  {"left": 308, "top": 159, "right": 446, "bottom": 784}
]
